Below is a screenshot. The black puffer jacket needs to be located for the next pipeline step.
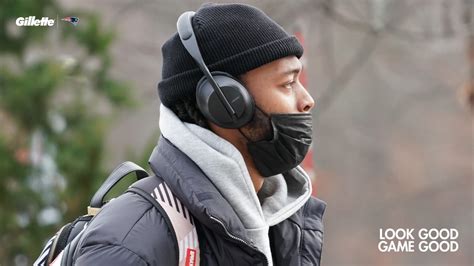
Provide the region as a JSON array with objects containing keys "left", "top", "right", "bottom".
[{"left": 74, "top": 137, "right": 326, "bottom": 265}]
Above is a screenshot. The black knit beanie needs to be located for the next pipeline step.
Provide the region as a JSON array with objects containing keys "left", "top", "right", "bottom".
[{"left": 158, "top": 3, "right": 303, "bottom": 108}]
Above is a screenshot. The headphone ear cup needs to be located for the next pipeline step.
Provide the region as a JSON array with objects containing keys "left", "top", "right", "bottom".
[{"left": 196, "top": 71, "right": 254, "bottom": 128}]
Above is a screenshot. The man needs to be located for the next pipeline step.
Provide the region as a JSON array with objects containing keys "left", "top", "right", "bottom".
[{"left": 74, "top": 3, "right": 326, "bottom": 265}]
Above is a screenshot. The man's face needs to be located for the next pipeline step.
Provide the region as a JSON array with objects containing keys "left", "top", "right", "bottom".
[
  {"left": 238, "top": 55, "right": 315, "bottom": 141},
  {"left": 240, "top": 55, "right": 314, "bottom": 114}
]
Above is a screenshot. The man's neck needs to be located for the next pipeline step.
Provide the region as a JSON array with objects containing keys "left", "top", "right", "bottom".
[
  {"left": 240, "top": 146, "right": 265, "bottom": 193},
  {"left": 210, "top": 125, "right": 265, "bottom": 192}
]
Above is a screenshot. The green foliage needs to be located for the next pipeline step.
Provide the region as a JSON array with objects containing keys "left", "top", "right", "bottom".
[
  {"left": 0, "top": 62, "right": 65, "bottom": 131},
  {"left": 0, "top": 0, "right": 137, "bottom": 264}
]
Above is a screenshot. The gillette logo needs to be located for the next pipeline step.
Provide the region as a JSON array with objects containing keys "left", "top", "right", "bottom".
[{"left": 16, "top": 16, "right": 55, "bottom": 26}]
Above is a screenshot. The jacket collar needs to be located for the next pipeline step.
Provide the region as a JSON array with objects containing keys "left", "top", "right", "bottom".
[
  {"left": 149, "top": 136, "right": 326, "bottom": 265},
  {"left": 149, "top": 136, "right": 251, "bottom": 242}
]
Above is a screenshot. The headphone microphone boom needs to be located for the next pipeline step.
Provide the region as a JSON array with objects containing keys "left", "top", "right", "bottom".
[{"left": 176, "top": 11, "right": 255, "bottom": 129}]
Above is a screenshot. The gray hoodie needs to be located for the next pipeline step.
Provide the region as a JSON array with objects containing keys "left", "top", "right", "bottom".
[{"left": 159, "top": 104, "right": 312, "bottom": 266}]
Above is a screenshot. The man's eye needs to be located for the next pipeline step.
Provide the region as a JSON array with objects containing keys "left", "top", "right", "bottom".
[{"left": 283, "top": 81, "right": 295, "bottom": 89}]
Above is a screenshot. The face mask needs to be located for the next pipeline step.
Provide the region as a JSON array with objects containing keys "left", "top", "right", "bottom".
[{"left": 246, "top": 113, "right": 313, "bottom": 177}]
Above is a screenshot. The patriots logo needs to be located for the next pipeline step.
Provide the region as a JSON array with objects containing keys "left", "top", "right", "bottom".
[{"left": 61, "top": 16, "right": 79, "bottom": 26}]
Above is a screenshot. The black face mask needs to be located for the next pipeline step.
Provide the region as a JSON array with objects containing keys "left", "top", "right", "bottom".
[{"left": 246, "top": 113, "right": 313, "bottom": 177}]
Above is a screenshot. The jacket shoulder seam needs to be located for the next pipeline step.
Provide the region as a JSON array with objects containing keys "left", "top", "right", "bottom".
[{"left": 121, "top": 203, "right": 154, "bottom": 244}]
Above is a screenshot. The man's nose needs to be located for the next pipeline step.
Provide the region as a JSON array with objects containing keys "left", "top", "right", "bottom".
[{"left": 298, "top": 85, "right": 315, "bottom": 113}]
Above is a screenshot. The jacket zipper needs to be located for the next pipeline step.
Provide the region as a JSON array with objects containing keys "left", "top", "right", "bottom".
[{"left": 209, "top": 215, "right": 268, "bottom": 266}]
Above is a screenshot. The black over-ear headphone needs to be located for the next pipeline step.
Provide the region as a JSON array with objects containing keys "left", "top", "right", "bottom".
[{"left": 177, "top": 11, "right": 255, "bottom": 129}]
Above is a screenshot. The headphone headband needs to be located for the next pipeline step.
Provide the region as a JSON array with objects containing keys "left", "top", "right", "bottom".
[
  {"left": 176, "top": 12, "right": 206, "bottom": 73},
  {"left": 176, "top": 11, "right": 237, "bottom": 118}
]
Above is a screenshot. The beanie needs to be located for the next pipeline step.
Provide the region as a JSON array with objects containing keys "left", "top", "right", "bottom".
[{"left": 158, "top": 3, "right": 303, "bottom": 108}]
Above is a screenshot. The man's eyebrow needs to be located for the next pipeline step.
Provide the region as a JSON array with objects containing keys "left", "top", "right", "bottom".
[{"left": 280, "top": 64, "right": 303, "bottom": 76}]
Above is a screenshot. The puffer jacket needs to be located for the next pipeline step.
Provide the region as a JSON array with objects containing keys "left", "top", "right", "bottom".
[{"left": 74, "top": 136, "right": 326, "bottom": 265}]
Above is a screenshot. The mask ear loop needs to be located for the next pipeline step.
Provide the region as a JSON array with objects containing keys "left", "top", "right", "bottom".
[
  {"left": 255, "top": 105, "right": 270, "bottom": 117},
  {"left": 238, "top": 127, "right": 252, "bottom": 142},
  {"left": 237, "top": 105, "right": 272, "bottom": 142}
]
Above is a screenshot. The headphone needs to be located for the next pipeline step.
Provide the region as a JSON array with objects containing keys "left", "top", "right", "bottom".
[{"left": 177, "top": 11, "right": 255, "bottom": 129}]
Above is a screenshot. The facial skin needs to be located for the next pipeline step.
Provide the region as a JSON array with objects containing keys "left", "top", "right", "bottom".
[{"left": 209, "top": 55, "right": 315, "bottom": 192}]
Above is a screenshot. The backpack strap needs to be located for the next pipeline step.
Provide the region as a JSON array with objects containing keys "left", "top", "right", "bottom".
[
  {"left": 57, "top": 162, "right": 149, "bottom": 266},
  {"left": 127, "top": 176, "right": 200, "bottom": 266},
  {"left": 89, "top": 161, "right": 148, "bottom": 211}
]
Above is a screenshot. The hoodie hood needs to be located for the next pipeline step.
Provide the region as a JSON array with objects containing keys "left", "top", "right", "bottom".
[{"left": 159, "top": 104, "right": 312, "bottom": 265}]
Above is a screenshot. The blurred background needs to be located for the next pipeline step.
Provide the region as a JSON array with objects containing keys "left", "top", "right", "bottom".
[{"left": 0, "top": 0, "right": 472, "bottom": 265}]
